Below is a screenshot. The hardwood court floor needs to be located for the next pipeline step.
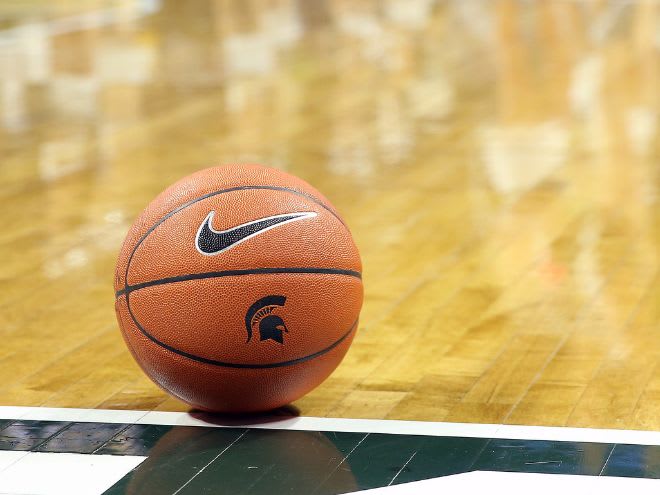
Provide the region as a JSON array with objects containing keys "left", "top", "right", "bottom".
[{"left": 0, "top": 1, "right": 658, "bottom": 430}]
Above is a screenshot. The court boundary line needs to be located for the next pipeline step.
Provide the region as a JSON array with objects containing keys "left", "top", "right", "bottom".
[{"left": 1, "top": 406, "right": 660, "bottom": 446}]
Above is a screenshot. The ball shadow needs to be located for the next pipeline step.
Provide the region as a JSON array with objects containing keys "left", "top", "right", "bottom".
[{"left": 188, "top": 403, "right": 301, "bottom": 426}]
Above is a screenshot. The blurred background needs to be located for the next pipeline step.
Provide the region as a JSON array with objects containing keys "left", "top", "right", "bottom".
[{"left": 0, "top": 0, "right": 658, "bottom": 427}]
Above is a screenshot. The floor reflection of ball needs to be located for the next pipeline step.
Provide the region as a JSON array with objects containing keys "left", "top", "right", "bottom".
[{"left": 124, "top": 426, "right": 358, "bottom": 494}]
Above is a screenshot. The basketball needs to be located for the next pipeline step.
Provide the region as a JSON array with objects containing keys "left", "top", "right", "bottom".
[
  {"left": 7, "top": 4, "right": 660, "bottom": 491},
  {"left": 114, "top": 164, "right": 363, "bottom": 413}
]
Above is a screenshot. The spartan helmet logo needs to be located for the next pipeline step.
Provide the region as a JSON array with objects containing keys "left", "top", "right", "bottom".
[{"left": 245, "top": 295, "right": 289, "bottom": 344}]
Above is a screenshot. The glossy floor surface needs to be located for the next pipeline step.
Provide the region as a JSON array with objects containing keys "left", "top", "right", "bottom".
[
  {"left": 2, "top": 409, "right": 660, "bottom": 494},
  {"left": 0, "top": 0, "right": 659, "bottom": 429}
]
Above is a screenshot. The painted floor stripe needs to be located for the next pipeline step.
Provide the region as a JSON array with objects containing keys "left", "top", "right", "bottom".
[
  {"left": 1, "top": 406, "right": 660, "bottom": 446},
  {"left": 0, "top": 452, "right": 28, "bottom": 475},
  {"left": 0, "top": 452, "right": 145, "bottom": 495},
  {"left": 354, "top": 471, "right": 660, "bottom": 494}
]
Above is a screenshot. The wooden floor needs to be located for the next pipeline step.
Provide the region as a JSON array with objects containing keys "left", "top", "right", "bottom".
[{"left": 0, "top": 0, "right": 659, "bottom": 430}]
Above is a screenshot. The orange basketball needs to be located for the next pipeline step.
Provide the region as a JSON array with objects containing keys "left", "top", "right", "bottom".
[{"left": 114, "top": 165, "right": 363, "bottom": 413}]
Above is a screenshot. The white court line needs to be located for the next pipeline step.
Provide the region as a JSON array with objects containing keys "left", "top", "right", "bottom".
[
  {"left": 0, "top": 452, "right": 145, "bottom": 495},
  {"left": 355, "top": 471, "right": 660, "bottom": 494},
  {"left": 1, "top": 406, "right": 660, "bottom": 446},
  {"left": 0, "top": 406, "right": 150, "bottom": 425},
  {"left": 0, "top": 451, "right": 29, "bottom": 475}
]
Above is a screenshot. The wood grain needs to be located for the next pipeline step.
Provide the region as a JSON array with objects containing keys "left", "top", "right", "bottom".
[{"left": 0, "top": 0, "right": 658, "bottom": 429}]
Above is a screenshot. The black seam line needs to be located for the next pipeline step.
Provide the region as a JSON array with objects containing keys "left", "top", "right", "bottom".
[
  {"left": 126, "top": 288, "right": 358, "bottom": 369},
  {"left": 123, "top": 184, "right": 345, "bottom": 300},
  {"left": 31, "top": 422, "right": 76, "bottom": 452},
  {"left": 91, "top": 423, "right": 136, "bottom": 455},
  {"left": 116, "top": 267, "right": 362, "bottom": 298}
]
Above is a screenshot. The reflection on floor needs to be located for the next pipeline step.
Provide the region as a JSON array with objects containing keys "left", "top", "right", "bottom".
[{"left": 0, "top": 407, "right": 658, "bottom": 495}]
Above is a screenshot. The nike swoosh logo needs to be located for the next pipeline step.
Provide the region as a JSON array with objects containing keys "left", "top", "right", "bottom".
[{"left": 195, "top": 210, "right": 317, "bottom": 255}]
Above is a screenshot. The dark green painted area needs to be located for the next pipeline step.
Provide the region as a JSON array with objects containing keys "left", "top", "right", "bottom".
[
  {"left": 243, "top": 430, "right": 368, "bottom": 495},
  {"left": 602, "top": 444, "right": 660, "bottom": 479},
  {"left": 319, "top": 433, "right": 427, "bottom": 491},
  {"left": 173, "top": 429, "right": 367, "bottom": 495},
  {"left": 108, "top": 427, "right": 247, "bottom": 494},
  {"left": 0, "top": 420, "right": 70, "bottom": 451},
  {"left": 36, "top": 422, "right": 129, "bottom": 454},
  {"left": 98, "top": 426, "right": 660, "bottom": 494},
  {"left": 0, "top": 418, "right": 658, "bottom": 494},
  {"left": 102, "top": 473, "right": 133, "bottom": 495},
  {"left": 392, "top": 436, "right": 489, "bottom": 485},
  {"left": 96, "top": 424, "right": 175, "bottom": 456},
  {"left": 473, "top": 438, "right": 615, "bottom": 475}
]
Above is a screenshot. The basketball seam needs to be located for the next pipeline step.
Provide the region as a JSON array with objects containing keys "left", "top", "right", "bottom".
[
  {"left": 125, "top": 292, "right": 358, "bottom": 369},
  {"left": 122, "top": 185, "right": 349, "bottom": 293},
  {"left": 115, "top": 267, "right": 362, "bottom": 298},
  {"left": 120, "top": 184, "right": 359, "bottom": 370}
]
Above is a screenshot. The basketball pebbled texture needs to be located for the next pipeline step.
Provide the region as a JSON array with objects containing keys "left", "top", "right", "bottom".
[{"left": 114, "top": 165, "right": 363, "bottom": 412}]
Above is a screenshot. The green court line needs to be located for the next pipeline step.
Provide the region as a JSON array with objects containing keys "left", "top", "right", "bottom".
[{"left": 1, "top": 418, "right": 658, "bottom": 495}]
